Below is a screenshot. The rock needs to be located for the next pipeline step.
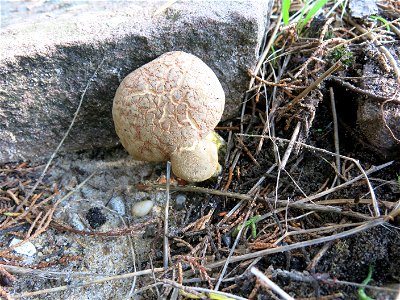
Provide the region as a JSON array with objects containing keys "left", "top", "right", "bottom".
[
  {"left": 349, "top": 0, "right": 379, "bottom": 18},
  {"left": 68, "top": 213, "right": 86, "bottom": 231},
  {"left": 108, "top": 195, "right": 126, "bottom": 216},
  {"left": 0, "top": 0, "right": 272, "bottom": 163},
  {"left": 132, "top": 200, "right": 154, "bottom": 217},
  {"left": 357, "top": 51, "right": 400, "bottom": 159},
  {"left": 9, "top": 238, "right": 37, "bottom": 257},
  {"left": 175, "top": 194, "right": 187, "bottom": 209},
  {"left": 357, "top": 99, "right": 400, "bottom": 159}
]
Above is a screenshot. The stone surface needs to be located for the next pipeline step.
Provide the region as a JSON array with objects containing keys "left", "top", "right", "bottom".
[
  {"left": 9, "top": 238, "right": 37, "bottom": 257},
  {"left": 0, "top": 0, "right": 272, "bottom": 163},
  {"left": 357, "top": 49, "right": 400, "bottom": 159},
  {"left": 349, "top": 0, "right": 379, "bottom": 18}
]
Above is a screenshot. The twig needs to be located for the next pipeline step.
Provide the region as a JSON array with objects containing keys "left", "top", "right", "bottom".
[
  {"left": 279, "top": 121, "right": 301, "bottom": 170},
  {"left": 161, "top": 279, "right": 248, "bottom": 300},
  {"left": 214, "top": 202, "right": 254, "bottom": 290},
  {"left": 206, "top": 218, "right": 386, "bottom": 269},
  {"left": 146, "top": 184, "right": 377, "bottom": 220},
  {"left": 1, "top": 264, "right": 108, "bottom": 278},
  {"left": 239, "top": 134, "right": 384, "bottom": 216},
  {"left": 236, "top": 137, "right": 260, "bottom": 167},
  {"left": 281, "top": 60, "right": 343, "bottom": 114},
  {"left": 329, "top": 87, "right": 341, "bottom": 186},
  {"left": 251, "top": 267, "right": 294, "bottom": 300},
  {"left": 306, "top": 241, "right": 333, "bottom": 271},
  {"left": 330, "top": 77, "right": 400, "bottom": 103},
  {"left": 346, "top": 17, "right": 400, "bottom": 84},
  {"left": 223, "top": 166, "right": 234, "bottom": 192},
  {"left": 12, "top": 267, "right": 164, "bottom": 299},
  {"left": 164, "top": 161, "right": 171, "bottom": 271},
  {"left": 274, "top": 269, "right": 399, "bottom": 293},
  {"left": 249, "top": 10, "right": 283, "bottom": 89}
]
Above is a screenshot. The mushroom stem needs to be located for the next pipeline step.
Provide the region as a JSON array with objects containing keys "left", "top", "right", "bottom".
[{"left": 170, "top": 132, "right": 223, "bottom": 182}]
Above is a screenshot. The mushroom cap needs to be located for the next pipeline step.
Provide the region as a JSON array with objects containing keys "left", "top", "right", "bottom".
[{"left": 112, "top": 51, "right": 225, "bottom": 162}]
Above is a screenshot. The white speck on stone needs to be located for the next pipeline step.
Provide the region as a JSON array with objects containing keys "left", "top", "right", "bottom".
[
  {"left": 9, "top": 238, "right": 37, "bottom": 256},
  {"left": 132, "top": 200, "right": 154, "bottom": 217}
]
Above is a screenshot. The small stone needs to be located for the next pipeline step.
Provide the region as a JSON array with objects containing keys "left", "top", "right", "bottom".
[
  {"left": 86, "top": 207, "right": 107, "bottom": 229},
  {"left": 175, "top": 194, "right": 186, "bottom": 209},
  {"left": 69, "top": 213, "right": 86, "bottom": 231},
  {"left": 222, "top": 234, "right": 231, "bottom": 248},
  {"left": 80, "top": 185, "right": 98, "bottom": 199},
  {"left": 132, "top": 200, "right": 154, "bottom": 217},
  {"left": 109, "top": 196, "right": 126, "bottom": 215},
  {"left": 9, "top": 238, "right": 36, "bottom": 256}
]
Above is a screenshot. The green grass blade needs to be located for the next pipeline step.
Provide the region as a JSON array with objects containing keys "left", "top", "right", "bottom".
[
  {"left": 299, "top": 0, "right": 329, "bottom": 31},
  {"left": 282, "top": 0, "right": 291, "bottom": 25},
  {"left": 370, "top": 15, "right": 391, "bottom": 31},
  {"left": 296, "top": 0, "right": 310, "bottom": 31}
]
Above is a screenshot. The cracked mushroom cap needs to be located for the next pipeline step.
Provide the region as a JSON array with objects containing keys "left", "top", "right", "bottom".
[{"left": 113, "top": 51, "right": 225, "bottom": 182}]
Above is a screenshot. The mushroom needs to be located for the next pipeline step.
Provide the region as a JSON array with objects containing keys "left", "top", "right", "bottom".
[{"left": 112, "top": 51, "right": 225, "bottom": 182}]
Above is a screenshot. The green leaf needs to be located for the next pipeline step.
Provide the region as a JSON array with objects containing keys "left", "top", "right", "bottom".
[{"left": 358, "top": 265, "right": 375, "bottom": 300}]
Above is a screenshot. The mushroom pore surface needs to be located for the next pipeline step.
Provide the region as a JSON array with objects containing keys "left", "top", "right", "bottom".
[{"left": 112, "top": 51, "right": 225, "bottom": 182}]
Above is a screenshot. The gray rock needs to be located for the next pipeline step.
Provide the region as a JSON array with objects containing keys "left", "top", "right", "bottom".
[
  {"left": 68, "top": 213, "right": 86, "bottom": 231},
  {"left": 108, "top": 195, "right": 126, "bottom": 216},
  {"left": 9, "top": 238, "right": 37, "bottom": 257},
  {"left": 175, "top": 194, "right": 187, "bottom": 207},
  {"left": 0, "top": 0, "right": 272, "bottom": 163},
  {"left": 357, "top": 51, "right": 400, "bottom": 159},
  {"left": 349, "top": 0, "right": 379, "bottom": 18},
  {"left": 357, "top": 99, "right": 400, "bottom": 159}
]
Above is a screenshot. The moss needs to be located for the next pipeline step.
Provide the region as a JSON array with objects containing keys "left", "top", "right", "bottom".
[{"left": 329, "top": 45, "right": 354, "bottom": 67}]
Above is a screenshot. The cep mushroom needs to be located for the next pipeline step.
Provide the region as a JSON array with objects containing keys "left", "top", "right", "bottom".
[{"left": 112, "top": 51, "right": 225, "bottom": 182}]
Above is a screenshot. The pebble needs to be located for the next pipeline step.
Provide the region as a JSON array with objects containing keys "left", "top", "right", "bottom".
[
  {"left": 175, "top": 194, "right": 186, "bottom": 209},
  {"left": 132, "top": 200, "right": 154, "bottom": 217},
  {"left": 69, "top": 213, "right": 86, "bottom": 231},
  {"left": 109, "top": 196, "right": 126, "bottom": 215},
  {"left": 9, "top": 238, "right": 37, "bottom": 256},
  {"left": 222, "top": 234, "right": 232, "bottom": 248}
]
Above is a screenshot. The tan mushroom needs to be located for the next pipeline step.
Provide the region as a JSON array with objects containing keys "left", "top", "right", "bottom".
[{"left": 112, "top": 51, "right": 225, "bottom": 182}]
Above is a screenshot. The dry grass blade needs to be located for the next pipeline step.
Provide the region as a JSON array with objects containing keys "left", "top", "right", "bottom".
[
  {"left": 207, "top": 218, "right": 386, "bottom": 269},
  {"left": 239, "top": 134, "right": 384, "bottom": 216},
  {"left": 11, "top": 268, "right": 165, "bottom": 299},
  {"left": 161, "top": 279, "right": 248, "bottom": 300},
  {"left": 251, "top": 267, "right": 294, "bottom": 300},
  {"left": 345, "top": 17, "right": 400, "bottom": 84},
  {"left": 164, "top": 161, "right": 171, "bottom": 271}
]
